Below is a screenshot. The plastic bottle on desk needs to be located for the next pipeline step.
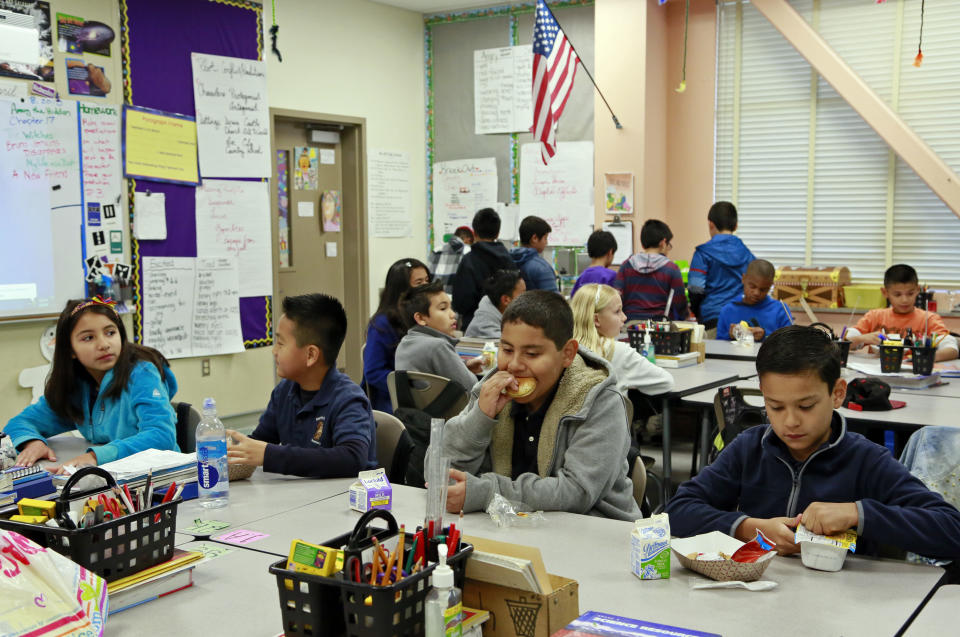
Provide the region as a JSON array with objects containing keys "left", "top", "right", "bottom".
[
  {"left": 642, "top": 331, "right": 657, "bottom": 364},
  {"left": 196, "top": 397, "right": 229, "bottom": 508},
  {"left": 425, "top": 544, "right": 462, "bottom": 637}
]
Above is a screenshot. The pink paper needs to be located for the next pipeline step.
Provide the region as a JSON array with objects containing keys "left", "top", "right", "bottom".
[{"left": 214, "top": 529, "right": 269, "bottom": 545}]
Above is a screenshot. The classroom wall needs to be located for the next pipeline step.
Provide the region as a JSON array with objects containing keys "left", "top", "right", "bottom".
[{"left": 263, "top": 0, "right": 428, "bottom": 316}]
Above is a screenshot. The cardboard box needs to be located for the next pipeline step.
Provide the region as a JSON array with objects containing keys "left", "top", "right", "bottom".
[
  {"left": 348, "top": 468, "right": 392, "bottom": 512},
  {"left": 463, "top": 574, "right": 579, "bottom": 637}
]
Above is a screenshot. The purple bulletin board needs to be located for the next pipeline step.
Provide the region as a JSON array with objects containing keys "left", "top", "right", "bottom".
[{"left": 120, "top": 0, "right": 272, "bottom": 347}]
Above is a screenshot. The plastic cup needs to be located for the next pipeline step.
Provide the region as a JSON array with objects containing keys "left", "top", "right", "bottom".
[
  {"left": 911, "top": 346, "right": 936, "bottom": 376},
  {"left": 879, "top": 344, "right": 904, "bottom": 373},
  {"left": 834, "top": 340, "right": 851, "bottom": 367},
  {"left": 800, "top": 541, "right": 848, "bottom": 572}
]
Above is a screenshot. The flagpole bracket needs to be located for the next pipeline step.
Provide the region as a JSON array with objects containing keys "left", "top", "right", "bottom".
[{"left": 612, "top": 115, "right": 623, "bottom": 130}]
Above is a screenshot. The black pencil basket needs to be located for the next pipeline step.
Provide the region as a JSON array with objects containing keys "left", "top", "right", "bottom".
[
  {"left": 0, "top": 466, "right": 179, "bottom": 582},
  {"left": 628, "top": 327, "right": 692, "bottom": 356},
  {"left": 269, "top": 509, "right": 472, "bottom": 637}
]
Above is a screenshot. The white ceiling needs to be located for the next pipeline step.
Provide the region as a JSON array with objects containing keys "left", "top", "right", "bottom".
[{"left": 370, "top": 0, "right": 518, "bottom": 14}]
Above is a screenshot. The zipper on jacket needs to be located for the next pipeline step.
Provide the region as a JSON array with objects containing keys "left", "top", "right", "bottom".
[{"left": 777, "top": 443, "right": 836, "bottom": 517}]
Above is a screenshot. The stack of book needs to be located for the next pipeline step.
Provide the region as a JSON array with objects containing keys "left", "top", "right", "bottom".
[
  {"left": 53, "top": 449, "right": 199, "bottom": 501},
  {"left": 107, "top": 548, "right": 204, "bottom": 613}
]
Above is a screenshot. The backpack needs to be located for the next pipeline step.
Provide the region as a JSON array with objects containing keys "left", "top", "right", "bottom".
[
  {"left": 708, "top": 386, "right": 767, "bottom": 464},
  {"left": 391, "top": 371, "right": 468, "bottom": 488}
]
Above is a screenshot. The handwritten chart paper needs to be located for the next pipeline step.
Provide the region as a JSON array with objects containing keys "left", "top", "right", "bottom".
[
  {"left": 80, "top": 102, "right": 124, "bottom": 260},
  {"left": 474, "top": 45, "right": 533, "bottom": 135},
  {"left": 432, "top": 158, "right": 497, "bottom": 250},
  {"left": 519, "top": 141, "right": 594, "bottom": 246},
  {"left": 191, "top": 53, "right": 270, "bottom": 178},
  {"left": 123, "top": 105, "right": 199, "bottom": 185},
  {"left": 368, "top": 149, "right": 412, "bottom": 238},
  {"left": 142, "top": 257, "right": 244, "bottom": 358},
  {"left": 195, "top": 180, "right": 272, "bottom": 297}
]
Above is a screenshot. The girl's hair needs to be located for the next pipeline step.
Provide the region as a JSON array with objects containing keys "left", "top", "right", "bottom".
[
  {"left": 45, "top": 299, "right": 170, "bottom": 423},
  {"left": 370, "top": 258, "right": 429, "bottom": 334},
  {"left": 570, "top": 284, "right": 620, "bottom": 361}
]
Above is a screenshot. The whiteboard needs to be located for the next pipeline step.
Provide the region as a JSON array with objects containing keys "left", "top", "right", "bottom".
[{"left": 0, "top": 97, "right": 84, "bottom": 318}]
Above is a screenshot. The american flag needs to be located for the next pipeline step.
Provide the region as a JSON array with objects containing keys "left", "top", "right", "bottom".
[{"left": 532, "top": 0, "right": 580, "bottom": 164}]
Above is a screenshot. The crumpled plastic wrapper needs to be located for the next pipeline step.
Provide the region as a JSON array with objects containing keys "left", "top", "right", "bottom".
[{"left": 486, "top": 493, "right": 545, "bottom": 528}]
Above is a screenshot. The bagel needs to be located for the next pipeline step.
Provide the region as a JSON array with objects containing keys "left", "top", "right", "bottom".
[{"left": 503, "top": 377, "right": 537, "bottom": 398}]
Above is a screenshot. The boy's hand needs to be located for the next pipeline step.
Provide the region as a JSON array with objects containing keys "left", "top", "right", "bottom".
[
  {"left": 728, "top": 324, "right": 738, "bottom": 339},
  {"left": 446, "top": 468, "right": 467, "bottom": 513},
  {"left": 750, "top": 327, "right": 765, "bottom": 341},
  {"left": 466, "top": 357, "right": 485, "bottom": 374},
  {"left": 736, "top": 515, "right": 802, "bottom": 555},
  {"left": 53, "top": 451, "right": 98, "bottom": 475},
  {"left": 801, "top": 502, "right": 858, "bottom": 536},
  {"left": 849, "top": 332, "right": 880, "bottom": 349},
  {"left": 477, "top": 371, "right": 517, "bottom": 419},
  {"left": 225, "top": 429, "right": 267, "bottom": 467},
  {"left": 14, "top": 439, "right": 56, "bottom": 466}
]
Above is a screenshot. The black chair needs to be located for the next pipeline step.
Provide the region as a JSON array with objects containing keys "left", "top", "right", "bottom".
[{"left": 172, "top": 401, "right": 200, "bottom": 453}]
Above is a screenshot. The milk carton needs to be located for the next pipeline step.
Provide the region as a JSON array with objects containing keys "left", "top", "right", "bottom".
[
  {"left": 630, "top": 514, "right": 671, "bottom": 580},
  {"left": 348, "top": 468, "right": 392, "bottom": 512}
]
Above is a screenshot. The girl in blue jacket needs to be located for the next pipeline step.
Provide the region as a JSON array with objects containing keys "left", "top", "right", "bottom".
[{"left": 5, "top": 297, "right": 179, "bottom": 470}]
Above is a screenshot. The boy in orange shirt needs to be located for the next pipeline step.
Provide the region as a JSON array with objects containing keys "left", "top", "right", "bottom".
[{"left": 847, "top": 264, "right": 958, "bottom": 362}]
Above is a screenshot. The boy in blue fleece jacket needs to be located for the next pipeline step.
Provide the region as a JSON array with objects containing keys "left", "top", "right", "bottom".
[
  {"left": 716, "top": 259, "right": 793, "bottom": 342},
  {"left": 666, "top": 326, "right": 960, "bottom": 559},
  {"left": 227, "top": 294, "right": 377, "bottom": 478},
  {"left": 511, "top": 215, "right": 558, "bottom": 293},
  {"left": 688, "top": 201, "right": 755, "bottom": 328}
]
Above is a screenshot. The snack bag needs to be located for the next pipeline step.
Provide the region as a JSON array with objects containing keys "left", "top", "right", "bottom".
[
  {"left": 731, "top": 529, "right": 777, "bottom": 563},
  {"left": 630, "top": 514, "right": 671, "bottom": 580}
]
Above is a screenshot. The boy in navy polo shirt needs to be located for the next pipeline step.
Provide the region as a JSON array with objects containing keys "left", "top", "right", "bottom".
[
  {"left": 667, "top": 326, "right": 960, "bottom": 558},
  {"left": 226, "top": 294, "right": 377, "bottom": 478},
  {"left": 716, "top": 259, "right": 792, "bottom": 342}
]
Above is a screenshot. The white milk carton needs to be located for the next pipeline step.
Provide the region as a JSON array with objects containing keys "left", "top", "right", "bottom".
[
  {"left": 348, "top": 468, "right": 392, "bottom": 512},
  {"left": 630, "top": 513, "right": 671, "bottom": 580}
]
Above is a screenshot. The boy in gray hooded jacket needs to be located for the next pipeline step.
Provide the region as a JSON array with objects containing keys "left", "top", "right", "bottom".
[
  {"left": 437, "top": 290, "right": 640, "bottom": 521},
  {"left": 395, "top": 280, "right": 483, "bottom": 393}
]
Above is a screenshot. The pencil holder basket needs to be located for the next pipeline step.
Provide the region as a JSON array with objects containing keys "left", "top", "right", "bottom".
[
  {"left": 834, "top": 340, "right": 851, "bottom": 367},
  {"left": 269, "top": 508, "right": 472, "bottom": 637},
  {"left": 628, "top": 327, "right": 692, "bottom": 356},
  {"left": 911, "top": 346, "right": 936, "bottom": 376},
  {"left": 0, "top": 466, "right": 179, "bottom": 581},
  {"left": 879, "top": 345, "right": 904, "bottom": 374}
]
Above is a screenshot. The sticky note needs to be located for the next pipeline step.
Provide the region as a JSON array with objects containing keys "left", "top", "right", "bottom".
[
  {"left": 182, "top": 519, "right": 231, "bottom": 535},
  {"left": 214, "top": 529, "right": 269, "bottom": 545},
  {"left": 191, "top": 542, "right": 234, "bottom": 561},
  {"left": 325, "top": 242, "right": 337, "bottom": 257},
  {"left": 297, "top": 201, "right": 314, "bottom": 217}
]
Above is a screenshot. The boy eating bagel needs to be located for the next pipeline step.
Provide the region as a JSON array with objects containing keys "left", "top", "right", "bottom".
[{"left": 435, "top": 290, "right": 640, "bottom": 520}]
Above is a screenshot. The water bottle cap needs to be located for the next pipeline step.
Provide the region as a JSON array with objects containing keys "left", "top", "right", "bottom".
[{"left": 203, "top": 397, "right": 216, "bottom": 410}]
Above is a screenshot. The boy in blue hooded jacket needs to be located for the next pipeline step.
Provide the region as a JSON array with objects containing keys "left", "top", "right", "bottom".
[
  {"left": 666, "top": 326, "right": 960, "bottom": 559},
  {"left": 688, "top": 201, "right": 755, "bottom": 329},
  {"left": 511, "top": 216, "right": 558, "bottom": 293}
]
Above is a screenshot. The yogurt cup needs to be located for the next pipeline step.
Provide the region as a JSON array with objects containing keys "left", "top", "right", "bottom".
[{"left": 799, "top": 540, "right": 848, "bottom": 572}]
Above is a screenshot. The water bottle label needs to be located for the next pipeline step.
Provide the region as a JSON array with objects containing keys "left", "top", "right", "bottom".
[
  {"left": 197, "top": 440, "right": 226, "bottom": 462},
  {"left": 198, "top": 461, "right": 221, "bottom": 489},
  {"left": 197, "top": 440, "right": 226, "bottom": 489}
]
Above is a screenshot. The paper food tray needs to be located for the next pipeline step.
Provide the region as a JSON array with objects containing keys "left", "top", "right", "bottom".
[{"left": 671, "top": 532, "right": 775, "bottom": 582}]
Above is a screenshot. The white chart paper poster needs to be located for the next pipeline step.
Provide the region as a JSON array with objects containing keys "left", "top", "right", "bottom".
[
  {"left": 474, "top": 45, "right": 533, "bottom": 135},
  {"left": 432, "top": 157, "right": 497, "bottom": 250},
  {"left": 142, "top": 256, "right": 244, "bottom": 359},
  {"left": 79, "top": 102, "right": 124, "bottom": 261},
  {"left": 195, "top": 179, "right": 272, "bottom": 296},
  {"left": 519, "top": 141, "right": 594, "bottom": 246},
  {"left": 191, "top": 53, "right": 270, "bottom": 178},
  {"left": 368, "top": 149, "right": 412, "bottom": 238}
]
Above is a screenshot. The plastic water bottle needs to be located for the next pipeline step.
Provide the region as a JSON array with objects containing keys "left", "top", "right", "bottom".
[
  {"left": 642, "top": 331, "right": 657, "bottom": 364},
  {"left": 196, "top": 397, "right": 229, "bottom": 508}
]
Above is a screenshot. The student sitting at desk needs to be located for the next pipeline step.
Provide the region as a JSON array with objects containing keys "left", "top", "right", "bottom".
[
  {"left": 570, "top": 230, "right": 618, "bottom": 298},
  {"left": 395, "top": 280, "right": 484, "bottom": 393},
  {"left": 5, "top": 297, "right": 179, "bottom": 469},
  {"left": 846, "top": 264, "right": 959, "bottom": 362},
  {"left": 614, "top": 219, "right": 688, "bottom": 321},
  {"left": 227, "top": 294, "right": 377, "bottom": 478},
  {"left": 438, "top": 290, "right": 640, "bottom": 520},
  {"left": 571, "top": 283, "right": 674, "bottom": 397},
  {"left": 363, "top": 258, "right": 430, "bottom": 413},
  {"left": 464, "top": 269, "right": 525, "bottom": 340},
  {"left": 666, "top": 326, "right": 960, "bottom": 558},
  {"left": 716, "top": 259, "right": 792, "bottom": 342}
]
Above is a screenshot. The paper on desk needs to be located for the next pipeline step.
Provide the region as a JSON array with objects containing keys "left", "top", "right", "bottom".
[
  {"left": 182, "top": 519, "right": 231, "bottom": 535},
  {"left": 215, "top": 529, "right": 269, "bottom": 545},
  {"left": 690, "top": 579, "right": 777, "bottom": 592},
  {"left": 191, "top": 542, "right": 234, "bottom": 561},
  {"left": 99, "top": 448, "right": 197, "bottom": 481}
]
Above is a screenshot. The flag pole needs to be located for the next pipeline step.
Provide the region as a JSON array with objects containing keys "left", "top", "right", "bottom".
[{"left": 542, "top": 1, "right": 622, "bottom": 129}]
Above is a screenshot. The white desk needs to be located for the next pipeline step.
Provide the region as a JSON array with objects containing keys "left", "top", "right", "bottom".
[
  {"left": 105, "top": 540, "right": 284, "bottom": 636},
  {"left": 232, "top": 485, "right": 943, "bottom": 637},
  {"left": 902, "top": 583, "right": 960, "bottom": 636},
  {"left": 704, "top": 339, "right": 760, "bottom": 361}
]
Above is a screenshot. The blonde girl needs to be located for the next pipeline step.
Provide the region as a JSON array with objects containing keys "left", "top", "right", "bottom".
[{"left": 571, "top": 284, "right": 674, "bottom": 396}]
